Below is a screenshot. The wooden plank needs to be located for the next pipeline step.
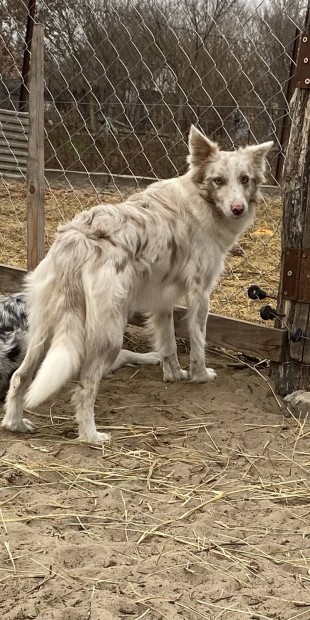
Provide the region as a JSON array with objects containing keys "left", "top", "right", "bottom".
[
  {"left": 0, "top": 116, "right": 29, "bottom": 129},
  {"left": 0, "top": 130, "right": 28, "bottom": 142},
  {"left": 0, "top": 116, "right": 29, "bottom": 127},
  {"left": 130, "top": 306, "right": 288, "bottom": 363},
  {"left": 0, "top": 138, "right": 28, "bottom": 150},
  {"left": 0, "top": 167, "right": 27, "bottom": 174},
  {"left": 27, "top": 24, "right": 45, "bottom": 270},
  {"left": 0, "top": 264, "right": 27, "bottom": 293},
  {"left": 0, "top": 160, "right": 27, "bottom": 171},
  {"left": 0, "top": 162, "right": 27, "bottom": 172},
  {"left": 0, "top": 121, "right": 29, "bottom": 134},
  {"left": 0, "top": 118, "right": 28, "bottom": 126},
  {"left": 0, "top": 153, "right": 28, "bottom": 163},
  {"left": 0, "top": 172, "right": 26, "bottom": 179},
  {"left": 0, "top": 147, "right": 28, "bottom": 158},
  {"left": 0, "top": 108, "right": 29, "bottom": 119},
  {"left": 205, "top": 315, "right": 287, "bottom": 362},
  {"left": 0, "top": 149, "right": 28, "bottom": 164}
]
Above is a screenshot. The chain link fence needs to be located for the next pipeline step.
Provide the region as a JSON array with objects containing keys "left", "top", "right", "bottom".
[{"left": 0, "top": 0, "right": 305, "bottom": 320}]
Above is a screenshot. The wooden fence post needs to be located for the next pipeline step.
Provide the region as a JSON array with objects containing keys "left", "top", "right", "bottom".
[
  {"left": 19, "top": 0, "right": 36, "bottom": 112},
  {"left": 27, "top": 23, "right": 45, "bottom": 271},
  {"left": 272, "top": 6, "right": 310, "bottom": 395}
]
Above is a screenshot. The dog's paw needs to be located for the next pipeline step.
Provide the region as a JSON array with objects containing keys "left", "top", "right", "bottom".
[
  {"left": 190, "top": 367, "right": 217, "bottom": 383},
  {"left": 1, "top": 417, "right": 35, "bottom": 433},
  {"left": 284, "top": 390, "right": 310, "bottom": 416},
  {"left": 163, "top": 368, "right": 188, "bottom": 382},
  {"left": 78, "top": 431, "right": 111, "bottom": 444}
]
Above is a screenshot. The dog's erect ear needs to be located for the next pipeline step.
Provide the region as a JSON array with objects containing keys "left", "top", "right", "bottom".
[
  {"left": 244, "top": 141, "right": 274, "bottom": 167},
  {"left": 188, "top": 125, "right": 218, "bottom": 167},
  {"left": 243, "top": 141, "right": 274, "bottom": 182}
]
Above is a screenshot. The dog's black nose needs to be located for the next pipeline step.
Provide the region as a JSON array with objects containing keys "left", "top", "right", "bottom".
[{"left": 231, "top": 202, "right": 245, "bottom": 216}]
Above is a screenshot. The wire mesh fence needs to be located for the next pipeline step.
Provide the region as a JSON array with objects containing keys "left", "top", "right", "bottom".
[{"left": 0, "top": 0, "right": 305, "bottom": 321}]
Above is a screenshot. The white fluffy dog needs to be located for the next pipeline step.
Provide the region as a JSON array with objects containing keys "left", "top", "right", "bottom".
[{"left": 2, "top": 126, "right": 273, "bottom": 442}]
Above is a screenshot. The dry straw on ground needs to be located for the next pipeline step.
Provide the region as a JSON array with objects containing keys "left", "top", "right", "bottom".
[{"left": 0, "top": 178, "right": 281, "bottom": 322}]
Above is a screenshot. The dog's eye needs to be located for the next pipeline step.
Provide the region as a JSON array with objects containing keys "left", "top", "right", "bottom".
[
  {"left": 213, "top": 177, "right": 224, "bottom": 186},
  {"left": 241, "top": 175, "right": 250, "bottom": 184}
]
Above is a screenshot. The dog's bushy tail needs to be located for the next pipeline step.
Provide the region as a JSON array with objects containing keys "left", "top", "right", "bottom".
[
  {"left": 24, "top": 231, "right": 89, "bottom": 408},
  {"left": 24, "top": 312, "right": 83, "bottom": 409}
]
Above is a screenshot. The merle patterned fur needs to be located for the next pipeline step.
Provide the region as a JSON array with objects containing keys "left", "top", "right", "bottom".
[{"left": 0, "top": 294, "right": 28, "bottom": 401}]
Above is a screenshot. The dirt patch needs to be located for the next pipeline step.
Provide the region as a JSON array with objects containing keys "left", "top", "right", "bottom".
[
  {"left": 1, "top": 332, "right": 310, "bottom": 620},
  {"left": 0, "top": 178, "right": 281, "bottom": 322}
]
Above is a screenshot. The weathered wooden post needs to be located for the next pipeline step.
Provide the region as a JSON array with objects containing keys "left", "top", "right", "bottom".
[
  {"left": 27, "top": 23, "right": 45, "bottom": 271},
  {"left": 272, "top": 6, "right": 310, "bottom": 395},
  {"left": 19, "top": 0, "right": 36, "bottom": 112}
]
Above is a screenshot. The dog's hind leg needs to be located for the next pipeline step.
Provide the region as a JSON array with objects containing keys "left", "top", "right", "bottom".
[
  {"left": 2, "top": 339, "right": 45, "bottom": 433},
  {"left": 72, "top": 350, "right": 121, "bottom": 443},
  {"left": 109, "top": 349, "right": 160, "bottom": 373},
  {"left": 148, "top": 312, "right": 187, "bottom": 382},
  {"left": 72, "top": 321, "right": 124, "bottom": 443}
]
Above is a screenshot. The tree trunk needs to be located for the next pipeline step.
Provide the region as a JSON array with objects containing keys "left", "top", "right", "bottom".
[{"left": 271, "top": 84, "right": 310, "bottom": 395}]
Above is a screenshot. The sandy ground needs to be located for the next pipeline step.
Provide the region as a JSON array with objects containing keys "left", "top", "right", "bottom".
[{"left": 1, "top": 332, "right": 310, "bottom": 620}]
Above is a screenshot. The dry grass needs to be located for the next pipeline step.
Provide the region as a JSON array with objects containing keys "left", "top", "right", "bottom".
[{"left": 0, "top": 177, "right": 281, "bottom": 322}]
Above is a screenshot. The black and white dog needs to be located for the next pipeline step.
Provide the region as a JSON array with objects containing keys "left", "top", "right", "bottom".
[{"left": 0, "top": 294, "right": 28, "bottom": 401}]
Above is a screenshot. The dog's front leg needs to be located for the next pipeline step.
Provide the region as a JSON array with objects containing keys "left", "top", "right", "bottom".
[
  {"left": 148, "top": 312, "right": 187, "bottom": 382},
  {"left": 187, "top": 288, "right": 217, "bottom": 383}
]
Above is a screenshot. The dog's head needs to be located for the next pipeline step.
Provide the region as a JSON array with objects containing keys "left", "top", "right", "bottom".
[{"left": 187, "top": 125, "right": 273, "bottom": 220}]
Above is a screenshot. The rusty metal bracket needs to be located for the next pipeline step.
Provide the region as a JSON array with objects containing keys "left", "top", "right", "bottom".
[
  {"left": 282, "top": 248, "right": 310, "bottom": 302},
  {"left": 293, "top": 31, "right": 310, "bottom": 89}
]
